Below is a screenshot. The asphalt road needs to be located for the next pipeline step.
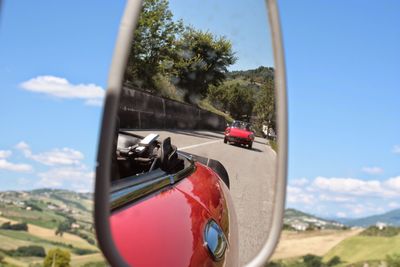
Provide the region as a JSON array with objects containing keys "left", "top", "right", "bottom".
[{"left": 126, "top": 129, "right": 277, "bottom": 265}]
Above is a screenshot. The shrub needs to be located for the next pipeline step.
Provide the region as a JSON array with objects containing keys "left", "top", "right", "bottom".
[
  {"left": 72, "top": 248, "right": 98, "bottom": 255},
  {"left": 0, "top": 221, "right": 28, "bottom": 231},
  {"left": 360, "top": 226, "right": 400, "bottom": 237},
  {"left": 387, "top": 253, "right": 400, "bottom": 267},
  {"left": 43, "top": 249, "right": 71, "bottom": 267},
  {"left": 8, "top": 245, "right": 46, "bottom": 257},
  {"left": 303, "top": 254, "right": 323, "bottom": 267},
  {"left": 327, "top": 256, "right": 341, "bottom": 266}
]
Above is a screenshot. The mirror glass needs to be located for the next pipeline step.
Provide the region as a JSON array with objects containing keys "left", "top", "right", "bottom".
[{"left": 109, "top": 0, "right": 277, "bottom": 265}]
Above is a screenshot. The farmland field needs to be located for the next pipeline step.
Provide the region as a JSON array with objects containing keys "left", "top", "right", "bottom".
[
  {"left": 271, "top": 229, "right": 363, "bottom": 260},
  {"left": 323, "top": 234, "right": 400, "bottom": 265}
]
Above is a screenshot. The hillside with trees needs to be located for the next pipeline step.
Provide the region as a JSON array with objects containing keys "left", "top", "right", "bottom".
[{"left": 123, "top": 0, "right": 276, "bottom": 135}]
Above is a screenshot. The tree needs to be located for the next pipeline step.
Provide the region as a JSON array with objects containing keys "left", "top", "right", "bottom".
[
  {"left": 173, "top": 28, "right": 236, "bottom": 103},
  {"left": 55, "top": 221, "right": 71, "bottom": 237},
  {"left": 208, "top": 83, "right": 254, "bottom": 120},
  {"left": 43, "top": 249, "right": 71, "bottom": 267},
  {"left": 252, "top": 77, "right": 276, "bottom": 133},
  {"left": 124, "top": 0, "right": 183, "bottom": 90}
]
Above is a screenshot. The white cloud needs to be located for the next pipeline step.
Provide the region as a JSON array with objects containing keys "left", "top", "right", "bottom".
[
  {"left": 16, "top": 142, "right": 84, "bottom": 166},
  {"left": 393, "top": 145, "right": 400, "bottom": 154},
  {"left": 388, "top": 202, "right": 400, "bottom": 209},
  {"left": 319, "top": 194, "right": 355, "bottom": 203},
  {"left": 0, "top": 148, "right": 32, "bottom": 172},
  {"left": 291, "top": 177, "right": 309, "bottom": 186},
  {"left": 0, "top": 159, "right": 32, "bottom": 172},
  {"left": 361, "top": 166, "right": 384, "bottom": 175},
  {"left": 311, "top": 176, "right": 386, "bottom": 196},
  {"left": 336, "top": 212, "right": 347, "bottom": 218},
  {"left": 19, "top": 75, "right": 104, "bottom": 106},
  {"left": 384, "top": 176, "right": 400, "bottom": 191},
  {"left": 37, "top": 167, "right": 94, "bottom": 191},
  {"left": 286, "top": 186, "right": 316, "bottom": 205}
]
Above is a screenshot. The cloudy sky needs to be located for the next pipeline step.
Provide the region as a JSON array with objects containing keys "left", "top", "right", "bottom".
[
  {"left": 0, "top": 1, "right": 399, "bottom": 219},
  {"left": 280, "top": 0, "right": 400, "bottom": 218}
]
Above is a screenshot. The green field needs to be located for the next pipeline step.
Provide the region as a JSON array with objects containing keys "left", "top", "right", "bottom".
[{"left": 323, "top": 234, "right": 400, "bottom": 265}]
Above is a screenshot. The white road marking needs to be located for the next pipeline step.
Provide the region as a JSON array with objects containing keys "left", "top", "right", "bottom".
[{"left": 178, "top": 140, "right": 221, "bottom": 151}]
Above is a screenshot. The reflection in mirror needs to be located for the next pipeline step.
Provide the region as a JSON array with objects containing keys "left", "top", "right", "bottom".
[{"left": 109, "top": 0, "right": 276, "bottom": 265}]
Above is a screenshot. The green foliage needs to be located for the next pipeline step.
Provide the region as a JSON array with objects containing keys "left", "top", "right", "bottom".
[
  {"left": 55, "top": 220, "right": 71, "bottom": 236},
  {"left": 282, "top": 223, "right": 295, "bottom": 231},
  {"left": 0, "top": 222, "right": 28, "bottom": 231},
  {"left": 173, "top": 27, "right": 236, "bottom": 103},
  {"left": 25, "top": 200, "right": 43, "bottom": 212},
  {"left": 228, "top": 66, "right": 274, "bottom": 83},
  {"left": 303, "top": 254, "right": 323, "bottom": 267},
  {"left": 81, "top": 262, "right": 108, "bottom": 267},
  {"left": 326, "top": 256, "right": 341, "bottom": 266},
  {"left": 208, "top": 82, "right": 254, "bottom": 120},
  {"left": 72, "top": 248, "right": 98, "bottom": 255},
  {"left": 270, "top": 140, "right": 278, "bottom": 152},
  {"left": 360, "top": 226, "right": 400, "bottom": 237},
  {"left": 7, "top": 245, "right": 46, "bottom": 257},
  {"left": 386, "top": 253, "right": 400, "bottom": 267},
  {"left": 125, "top": 0, "right": 183, "bottom": 90},
  {"left": 43, "top": 249, "right": 71, "bottom": 267},
  {"left": 252, "top": 77, "right": 276, "bottom": 133},
  {"left": 68, "top": 229, "right": 96, "bottom": 245}
]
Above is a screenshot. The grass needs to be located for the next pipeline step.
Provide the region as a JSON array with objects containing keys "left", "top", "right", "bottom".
[
  {"left": 198, "top": 99, "right": 234, "bottom": 123},
  {"left": 323, "top": 234, "right": 400, "bottom": 265},
  {"left": 269, "top": 139, "right": 277, "bottom": 152},
  {"left": 271, "top": 229, "right": 362, "bottom": 260},
  {"left": 70, "top": 253, "right": 107, "bottom": 267},
  {"left": 0, "top": 205, "right": 65, "bottom": 229},
  {"left": 0, "top": 234, "right": 31, "bottom": 250}
]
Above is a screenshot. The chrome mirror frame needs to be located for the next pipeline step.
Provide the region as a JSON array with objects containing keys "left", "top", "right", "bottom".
[{"left": 94, "top": 0, "right": 287, "bottom": 266}]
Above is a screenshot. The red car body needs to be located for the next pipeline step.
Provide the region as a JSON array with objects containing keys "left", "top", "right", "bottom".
[
  {"left": 110, "top": 162, "right": 239, "bottom": 267},
  {"left": 224, "top": 121, "right": 255, "bottom": 148}
]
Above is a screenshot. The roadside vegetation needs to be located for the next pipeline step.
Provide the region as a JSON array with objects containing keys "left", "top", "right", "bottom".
[{"left": 124, "top": 0, "right": 276, "bottom": 136}]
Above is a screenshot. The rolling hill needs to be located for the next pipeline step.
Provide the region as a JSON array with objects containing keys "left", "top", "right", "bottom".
[
  {"left": 344, "top": 209, "right": 400, "bottom": 227},
  {"left": 0, "top": 189, "right": 106, "bottom": 266},
  {"left": 284, "top": 208, "right": 346, "bottom": 230}
]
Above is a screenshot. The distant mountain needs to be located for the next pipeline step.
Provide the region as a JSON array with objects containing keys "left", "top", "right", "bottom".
[
  {"left": 284, "top": 208, "right": 345, "bottom": 230},
  {"left": 345, "top": 209, "right": 400, "bottom": 227}
]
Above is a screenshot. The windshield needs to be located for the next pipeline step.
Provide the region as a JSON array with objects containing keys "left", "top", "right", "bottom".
[{"left": 231, "top": 121, "right": 251, "bottom": 131}]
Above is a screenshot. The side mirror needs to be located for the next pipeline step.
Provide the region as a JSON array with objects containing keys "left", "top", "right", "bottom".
[{"left": 94, "top": 0, "right": 287, "bottom": 266}]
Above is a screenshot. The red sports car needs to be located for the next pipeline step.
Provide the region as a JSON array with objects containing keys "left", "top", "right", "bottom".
[
  {"left": 224, "top": 120, "right": 255, "bottom": 149},
  {"left": 109, "top": 131, "right": 238, "bottom": 266}
]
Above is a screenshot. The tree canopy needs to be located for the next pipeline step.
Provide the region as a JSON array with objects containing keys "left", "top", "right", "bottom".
[{"left": 43, "top": 249, "right": 71, "bottom": 267}]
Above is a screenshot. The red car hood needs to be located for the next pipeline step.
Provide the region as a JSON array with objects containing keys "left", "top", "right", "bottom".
[
  {"left": 110, "top": 163, "right": 238, "bottom": 267},
  {"left": 227, "top": 127, "right": 252, "bottom": 138}
]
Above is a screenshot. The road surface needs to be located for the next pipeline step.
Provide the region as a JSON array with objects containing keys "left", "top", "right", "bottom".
[{"left": 125, "top": 129, "right": 277, "bottom": 265}]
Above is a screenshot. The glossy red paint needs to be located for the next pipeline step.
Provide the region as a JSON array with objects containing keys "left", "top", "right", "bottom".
[
  {"left": 110, "top": 162, "right": 238, "bottom": 267},
  {"left": 224, "top": 126, "right": 254, "bottom": 145}
]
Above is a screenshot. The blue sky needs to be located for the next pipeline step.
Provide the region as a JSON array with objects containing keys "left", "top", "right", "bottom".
[
  {"left": 0, "top": 1, "right": 399, "bottom": 219},
  {"left": 280, "top": 1, "right": 400, "bottom": 218}
]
